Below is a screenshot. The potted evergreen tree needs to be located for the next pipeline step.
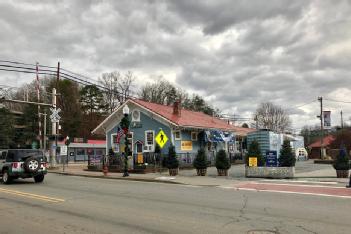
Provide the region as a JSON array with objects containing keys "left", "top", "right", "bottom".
[
  {"left": 246, "top": 140, "right": 264, "bottom": 167},
  {"left": 279, "top": 140, "right": 296, "bottom": 167},
  {"left": 193, "top": 148, "right": 208, "bottom": 176},
  {"left": 215, "top": 149, "right": 231, "bottom": 176},
  {"left": 333, "top": 146, "right": 350, "bottom": 178},
  {"left": 165, "top": 145, "right": 179, "bottom": 176}
]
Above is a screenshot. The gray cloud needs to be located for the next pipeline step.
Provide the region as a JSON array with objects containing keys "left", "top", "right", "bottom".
[{"left": 0, "top": 0, "right": 350, "bottom": 131}]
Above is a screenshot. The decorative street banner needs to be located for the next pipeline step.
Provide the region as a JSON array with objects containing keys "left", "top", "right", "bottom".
[
  {"left": 248, "top": 157, "right": 257, "bottom": 167},
  {"left": 323, "top": 111, "right": 331, "bottom": 129},
  {"left": 265, "top": 150, "right": 278, "bottom": 167},
  {"left": 181, "top": 141, "right": 193, "bottom": 151}
]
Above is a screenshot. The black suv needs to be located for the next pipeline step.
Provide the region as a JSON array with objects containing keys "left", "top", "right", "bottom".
[{"left": 0, "top": 149, "right": 47, "bottom": 184}]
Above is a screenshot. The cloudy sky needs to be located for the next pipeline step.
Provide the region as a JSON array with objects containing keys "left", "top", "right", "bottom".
[{"left": 0, "top": 0, "right": 350, "bottom": 131}]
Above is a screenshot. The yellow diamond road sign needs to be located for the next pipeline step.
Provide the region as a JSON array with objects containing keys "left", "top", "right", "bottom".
[{"left": 155, "top": 129, "right": 168, "bottom": 148}]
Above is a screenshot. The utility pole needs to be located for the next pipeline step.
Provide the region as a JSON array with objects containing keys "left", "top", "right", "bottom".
[
  {"left": 317, "top": 97, "right": 325, "bottom": 159},
  {"left": 341, "top": 110, "right": 344, "bottom": 129},
  {"left": 36, "top": 62, "right": 42, "bottom": 149},
  {"left": 50, "top": 88, "right": 57, "bottom": 167}
]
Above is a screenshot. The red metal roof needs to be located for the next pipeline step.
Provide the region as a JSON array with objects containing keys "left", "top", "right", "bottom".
[
  {"left": 131, "top": 99, "right": 255, "bottom": 135},
  {"left": 308, "top": 135, "right": 335, "bottom": 148}
]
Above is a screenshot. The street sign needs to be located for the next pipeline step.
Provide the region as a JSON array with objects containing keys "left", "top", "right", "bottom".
[
  {"left": 266, "top": 150, "right": 278, "bottom": 167},
  {"left": 50, "top": 107, "right": 61, "bottom": 123},
  {"left": 60, "top": 145, "right": 67, "bottom": 156},
  {"left": 155, "top": 129, "right": 168, "bottom": 148},
  {"left": 248, "top": 157, "right": 257, "bottom": 167}
]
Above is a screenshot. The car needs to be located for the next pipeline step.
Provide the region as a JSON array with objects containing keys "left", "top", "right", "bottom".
[
  {"left": 295, "top": 148, "right": 308, "bottom": 161},
  {"left": 0, "top": 149, "right": 47, "bottom": 184}
]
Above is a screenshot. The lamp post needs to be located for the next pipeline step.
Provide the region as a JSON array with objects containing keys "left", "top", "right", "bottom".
[{"left": 121, "top": 105, "right": 130, "bottom": 177}]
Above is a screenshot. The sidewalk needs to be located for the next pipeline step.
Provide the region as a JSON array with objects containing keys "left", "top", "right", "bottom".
[{"left": 48, "top": 160, "right": 350, "bottom": 188}]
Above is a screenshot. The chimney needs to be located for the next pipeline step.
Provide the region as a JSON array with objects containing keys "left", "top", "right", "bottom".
[{"left": 173, "top": 100, "right": 181, "bottom": 116}]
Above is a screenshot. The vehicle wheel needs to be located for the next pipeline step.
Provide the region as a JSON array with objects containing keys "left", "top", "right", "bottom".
[
  {"left": 1, "top": 170, "right": 12, "bottom": 184},
  {"left": 24, "top": 157, "right": 40, "bottom": 173},
  {"left": 34, "top": 174, "right": 45, "bottom": 183}
]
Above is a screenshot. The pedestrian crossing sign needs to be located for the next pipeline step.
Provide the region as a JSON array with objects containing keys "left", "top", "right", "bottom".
[{"left": 155, "top": 129, "right": 168, "bottom": 148}]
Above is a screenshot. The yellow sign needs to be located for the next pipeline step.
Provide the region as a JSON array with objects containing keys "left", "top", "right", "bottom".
[
  {"left": 155, "top": 129, "right": 168, "bottom": 148},
  {"left": 137, "top": 153, "right": 143, "bottom": 164},
  {"left": 248, "top": 157, "right": 257, "bottom": 167},
  {"left": 181, "top": 141, "right": 192, "bottom": 151}
]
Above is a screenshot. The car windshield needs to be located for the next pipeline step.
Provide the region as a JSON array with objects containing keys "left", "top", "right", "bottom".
[{"left": 7, "top": 150, "right": 45, "bottom": 162}]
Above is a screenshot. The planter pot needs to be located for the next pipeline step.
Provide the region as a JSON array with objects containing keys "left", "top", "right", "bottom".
[
  {"left": 336, "top": 170, "right": 349, "bottom": 178},
  {"left": 196, "top": 168, "right": 207, "bottom": 176},
  {"left": 245, "top": 166, "right": 295, "bottom": 179},
  {"left": 169, "top": 168, "right": 179, "bottom": 176},
  {"left": 217, "top": 169, "right": 228, "bottom": 176}
]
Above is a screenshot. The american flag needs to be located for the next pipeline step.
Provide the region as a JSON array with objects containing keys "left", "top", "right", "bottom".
[{"left": 116, "top": 127, "right": 124, "bottom": 144}]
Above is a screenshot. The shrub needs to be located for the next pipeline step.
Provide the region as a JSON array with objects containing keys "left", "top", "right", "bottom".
[
  {"left": 215, "top": 149, "right": 231, "bottom": 170},
  {"left": 333, "top": 147, "right": 350, "bottom": 170},
  {"left": 246, "top": 140, "right": 265, "bottom": 166},
  {"left": 193, "top": 148, "right": 208, "bottom": 169},
  {"left": 165, "top": 145, "right": 179, "bottom": 169},
  {"left": 279, "top": 140, "right": 296, "bottom": 167}
]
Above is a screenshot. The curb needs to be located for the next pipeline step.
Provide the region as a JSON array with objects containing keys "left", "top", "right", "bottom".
[{"left": 48, "top": 171, "right": 185, "bottom": 185}]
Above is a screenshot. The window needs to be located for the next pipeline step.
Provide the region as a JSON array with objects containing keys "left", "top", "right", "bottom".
[
  {"left": 191, "top": 132, "right": 198, "bottom": 141},
  {"left": 76, "top": 149, "right": 85, "bottom": 156},
  {"left": 174, "top": 131, "right": 181, "bottom": 140},
  {"left": 0, "top": 151, "right": 6, "bottom": 160},
  {"left": 111, "top": 134, "right": 117, "bottom": 144},
  {"left": 144, "top": 130, "right": 154, "bottom": 152}
]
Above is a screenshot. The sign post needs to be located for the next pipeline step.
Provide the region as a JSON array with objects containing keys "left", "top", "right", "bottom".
[{"left": 155, "top": 129, "right": 168, "bottom": 149}]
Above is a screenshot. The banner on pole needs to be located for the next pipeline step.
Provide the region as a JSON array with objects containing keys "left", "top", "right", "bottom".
[{"left": 323, "top": 111, "right": 331, "bottom": 129}]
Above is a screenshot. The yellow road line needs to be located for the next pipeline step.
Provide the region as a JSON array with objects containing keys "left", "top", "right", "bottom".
[{"left": 0, "top": 188, "right": 65, "bottom": 203}]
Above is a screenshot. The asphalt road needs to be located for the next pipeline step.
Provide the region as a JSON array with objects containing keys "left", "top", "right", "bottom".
[{"left": 0, "top": 174, "right": 350, "bottom": 234}]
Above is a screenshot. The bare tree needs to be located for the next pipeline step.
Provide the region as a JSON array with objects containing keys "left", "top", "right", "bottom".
[
  {"left": 254, "top": 102, "right": 291, "bottom": 133},
  {"left": 139, "top": 79, "right": 177, "bottom": 105},
  {"left": 99, "top": 71, "right": 135, "bottom": 114}
]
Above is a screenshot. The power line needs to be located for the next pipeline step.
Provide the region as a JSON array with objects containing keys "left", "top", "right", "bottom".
[{"left": 324, "top": 98, "right": 351, "bottom": 104}]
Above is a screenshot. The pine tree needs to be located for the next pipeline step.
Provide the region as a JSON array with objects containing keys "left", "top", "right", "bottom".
[
  {"left": 279, "top": 140, "right": 296, "bottom": 167},
  {"left": 333, "top": 146, "right": 350, "bottom": 170},
  {"left": 193, "top": 148, "right": 208, "bottom": 169},
  {"left": 215, "top": 149, "right": 231, "bottom": 170},
  {"left": 165, "top": 145, "right": 179, "bottom": 169},
  {"left": 246, "top": 140, "right": 265, "bottom": 166}
]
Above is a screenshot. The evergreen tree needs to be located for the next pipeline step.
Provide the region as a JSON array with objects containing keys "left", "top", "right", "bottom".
[
  {"left": 279, "top": 140, "right": 296, "bottom": 167},
  {"left": 333, "top": 146, "right": 350, "bottom": 170},
  {"left": 215, "top": 149, "right": 231, "bottom": 170},
  {"left": 165, "top": 145, "right": 179, "bottom": 169},
  {"left": 246, "top": 140, "right": 265, "bottom": 166},
  {"left": 193, "top": 148, "right": 208, "bottom": 169},
  {"left": 0, "top": 108, "right": 15, "bottom": 148}
]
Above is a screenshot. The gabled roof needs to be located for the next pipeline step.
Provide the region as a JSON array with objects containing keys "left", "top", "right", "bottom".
[
  {"left": 308, "top": 135, "right": 335, "bottom": 148},
  {"left": 92, "top": 98, "right": 255, "bottom": 136}
]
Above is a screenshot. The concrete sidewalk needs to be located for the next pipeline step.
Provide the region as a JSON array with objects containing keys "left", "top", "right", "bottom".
[{"left": 48, "top": 160, "right": 350, "bottom": 187}]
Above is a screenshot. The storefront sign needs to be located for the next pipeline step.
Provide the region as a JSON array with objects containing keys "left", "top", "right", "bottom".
[
  {"left": 266, "top": 150, "right": 278, "bottom": 167},
  {"left": 131, "top": 122, "right": 142, "bottom": 128},
  {"left": 137, "top": 153, "right": 143, "bottom": 164},
  {"left": 248, "top": 157, "right": 257, "bottom": 167},
  {"left": 181, "top": 141, "right": 193, "bottom": 151}
]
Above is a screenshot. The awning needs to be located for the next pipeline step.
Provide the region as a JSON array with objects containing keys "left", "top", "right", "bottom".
[{"left": 205, "top": 130, "right": 235, "bottom": 143}]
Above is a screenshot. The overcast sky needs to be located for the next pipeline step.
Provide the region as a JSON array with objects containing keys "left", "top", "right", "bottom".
[{"left": 0, "top": 0, "right": 350, "bottom": 131}]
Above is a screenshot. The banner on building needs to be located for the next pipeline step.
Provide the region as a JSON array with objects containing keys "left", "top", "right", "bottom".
[
  {"left": 323, "top": 111, "right": 331, "bottom": 129},
  {"left": 181, "top": 141, "right": 193, "bottom": 151}
]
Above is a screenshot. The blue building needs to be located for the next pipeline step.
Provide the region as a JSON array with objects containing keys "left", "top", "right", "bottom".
[{"left": 92, "top": 99, "right": 254, "bottom": 168}]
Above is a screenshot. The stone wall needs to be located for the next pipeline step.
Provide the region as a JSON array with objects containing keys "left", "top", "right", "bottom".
[{"left": 245, "top": 166, "right": 295, "bottom": 179}]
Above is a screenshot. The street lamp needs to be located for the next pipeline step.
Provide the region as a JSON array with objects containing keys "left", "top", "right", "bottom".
[{"left": 121, "top": 105, "right": 130, "bottom": 177}]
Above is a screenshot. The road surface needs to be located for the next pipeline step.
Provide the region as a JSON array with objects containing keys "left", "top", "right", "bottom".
[{"left": 0, "top": 174, "right": 350, "bottom": 234}]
